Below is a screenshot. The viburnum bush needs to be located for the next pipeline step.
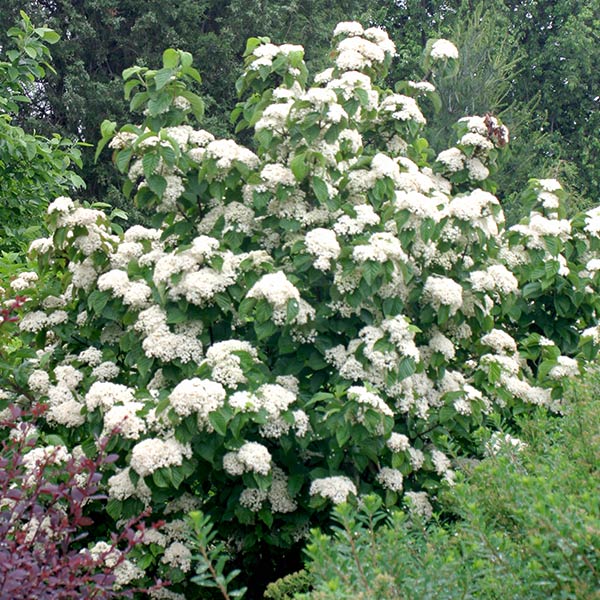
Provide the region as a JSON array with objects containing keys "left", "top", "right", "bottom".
[{"left": 3, "top": 21, "right": 600, "bottom": 597}]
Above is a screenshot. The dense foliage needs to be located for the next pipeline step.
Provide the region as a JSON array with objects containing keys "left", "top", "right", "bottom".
[
  {"left": 302, "top": 372, "right": 600, "bottom": 599},
  {"left": 1, "top": 15, "right": 599, "bottom": 599},
  {"left": 0, "top": 11, "right": 83, "bottom": 255}
]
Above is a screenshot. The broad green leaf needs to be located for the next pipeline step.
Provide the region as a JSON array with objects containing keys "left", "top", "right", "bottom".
[
  {"left": 162, "top": 48, "right": 180, "bottom": 69},
  {"left": 312, "top": 176, "right": 329, "bottom": 203}
]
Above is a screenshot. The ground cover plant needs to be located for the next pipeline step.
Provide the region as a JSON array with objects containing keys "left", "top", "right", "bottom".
[
  {"left": 2, "top": 19, "right": 600, "bottom": 598},
  {"left": 300, "top": 371, "right": 600, "bottom": 599}
]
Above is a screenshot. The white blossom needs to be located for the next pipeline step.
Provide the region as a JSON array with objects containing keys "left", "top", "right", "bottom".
[
  {"left": 309, "top": 476, "right": 357, "bottom": 504},
  {"left": 130, "top": 438, "right": 192, "bottom": 477},
  {"left": 430, "top": 39, "right": 458, "bottom": 60}
]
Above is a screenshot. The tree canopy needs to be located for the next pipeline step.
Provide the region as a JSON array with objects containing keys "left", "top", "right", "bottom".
[{"left": 2, "top": 1, "right": 597, "bottom": 215}]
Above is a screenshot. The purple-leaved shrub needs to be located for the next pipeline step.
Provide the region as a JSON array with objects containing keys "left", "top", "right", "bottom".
[{"left": 0, "top": 405, "right": 158, "bottom": 599}]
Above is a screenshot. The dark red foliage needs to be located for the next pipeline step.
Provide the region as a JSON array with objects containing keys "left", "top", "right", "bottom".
[
  {"left": 0, "top": 294, "right": 27, "bottom": 327},
  {"left": 0, "top": 411, "right": 154, "bottom": 599}
]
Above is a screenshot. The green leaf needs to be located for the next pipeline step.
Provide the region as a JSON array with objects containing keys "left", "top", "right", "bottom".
[
  {"left": 489, "top": 361, "right": 502, "bottom": 384},
  {"left": 130, "top": 91, "right": 149, "bottom": 112},
  {"left": 170, "top": 467, "right": 186, "bottom": 489},
  {"left": 154, "top": 68, "right": 175, "bottom": 91},
  {"left": 254, "top": 320, "right": 278, "bottom": 340},
  {"left": 208, "top": 411, "right": 228, "bottom": 437},
  {"left": 397, "top": 358, "right": 416, "bottom": 381},
  {"left": 362, "top": 261, "right": 380, "bottom": 286},
  {"left": 312, "top": 176, "right": 329, "bottom": 203},
  {"left": 238, "top": 297, "right": 256, "bottom": 321},
  {"left": 290, "top": 153, "right": 309, "bottom": 181},
  {"left": 100, "top": 119, "right": 117, "bottom": 138},
  {"left": 162, "top": 48, "right": 180, "bottom": 69},
  {"left": 153, "top": 469, "right": 170, "bottom": 488},
  {"left": 115, "top": 148, "right": 133, "bottom": 173},
  {"left": 137, "top": 353, "right": 154, "bottom": 378},
  {"left": 39, "top": 29, "right": 60, "bottom": 44},
  {"left": 147, "top": 174, "right": 167, "bottom": 197},
  {"left": 180, "top": 51, "right": 193, "bottom": 68},
  {"left": 286, "top": 298, "right": 300, "bottom": 323},
  {"left": 522, "top": 282, "right": 541, "bottom": 299},
  {"left": 123, "top": 66, "right": 143, "bottom": 80},
  {"left": 87, "top": 290, "right": 108, "bottom": 314},
  {"left": 142, "top": 152, "right": 160, "bottom": 178},
  {"left": 258, "top": 507, "right": 274, "bottom": 527},
  {"left": 255, "top": 300, "right": 273, "bottom": 323},
  {"left": 45, "top": 434, "right": 66, "bottom": 446},
  {"left": 106, "top": 499, "right": 123, "bottom": 520}
]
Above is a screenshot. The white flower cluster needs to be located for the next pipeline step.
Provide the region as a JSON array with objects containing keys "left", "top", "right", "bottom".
[
  {"left": 98, "top": 269, "right": 152, "bottom": 309},
  {"left": 548, "top": 356, "right": 579, "bottom": 379},
  {"left": 246, "top": 271, "right": 315, "bottom": 326},
  {"left": 382, "top": 316, "right": 420, "bottom": 361},
  {"left": 352, "top": 232, "right": 407, "bottom": 264},
  {"left": 485, "top": 432, "right": 527, "bottom": 456},
  {"left": 239, "top": 466, "right": 297, "bottom": 513},
  {"left": 429, "top": 39, "right": 458, "bottom": 60},
  {"left": 423, "top": 275, "right": 463, "bottom": 315},
  {"left": 223, "top": 441, "right": 272, "bottom": 476},
  {"left": 249, "top": 41, "right": 304, "bottom": 71},
  {"left": 86, "top": 381, "right": 135, "bottom": 411},
  {"left": 480, "top": 329, "right": 517, "bottom": 354},
  {"left": 305, "top": 228, "right": 341, "bottom": 271},
  {"left": 134, "top": 306, "right": 203, "bottom": 364},
  {"left": 103, "top": 401, "right": 146, "bottom": 439},
  {"left": 50, "top": 199, "right": 116, "bottom": 257},
  {"left": 428, "top": 330, "right": 455, "bottom": 360},
  {"left": 44, "top": 371, "right": 86, "bottom": 428},
  {"left": 386, "top": 432, "right": 410, "bottom": 453},
  {"left": 204, "top": 340, "right": 258, "bottom": 388},
  {"left": 376, "top": 467, "right": 403, "bottom": 492},
  {"left": 10, "top": 271, "right": 38, "bottom": 292},
  {"left": 22, "top": 445, "right": 70, "bottom": 479},
  {"left": 348, "top": 383, "right": 393, "bottom": 413},
  {"left": 379, "top": 93, "right": 426, "bottom": 124},
  {"left": 162, "top": 541, "right": 192, "bottom": 573},
  {"left": 130, "top": 437, "right": 192, "bottom": 477},
  {"left": 585, "top": 206, "right": 600, "bottom": 237},
  {"left": 404, "top": 491, "right": 433, "bottom": 520},
  {"left": 334, "top": 204, "right": 380, "bottom": 236},
  {"left": 309, "top": 475, "right": 357, "bottom": 504},
  {"left": 87, "top": 541, "right": 143, "bottom": 588},
  {"left": 469, "top": 264, "right": 518, "bottom": 297},
  {"left": 334, "top": 24, "right": 395, "bottom": 71},
  {"left": 19, "top": 309, "right": 68, "bottom": 333},
  {"left": 168, "top": 378, "right": 227, "bottom": 423},
  {"left": 108, "top": 467, "right": 152, "bottom": 504},
  {"left": 511, "top": 213, "right": 571, "bottom": 250},
  {"left": 205, "top": 139, "right": 260, "bottom": 173},
  {"left": 436, "top": 147, "right": 465, "bottom": 172}
]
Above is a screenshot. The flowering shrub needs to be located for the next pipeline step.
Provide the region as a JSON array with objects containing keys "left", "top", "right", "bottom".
[{"left": 3, "top": 21, "right": 600, "bottom": 595}]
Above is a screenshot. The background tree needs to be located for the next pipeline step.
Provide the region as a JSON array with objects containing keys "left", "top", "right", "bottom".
[
  {"left": 0, "top": 11, "right": 83, "bottom": 259},
  {"left": 0, "top": 0, "right": 383, "bottom": 211},
  {"left": 503, "top": 0, "right": 600, "bottom": 211}
]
